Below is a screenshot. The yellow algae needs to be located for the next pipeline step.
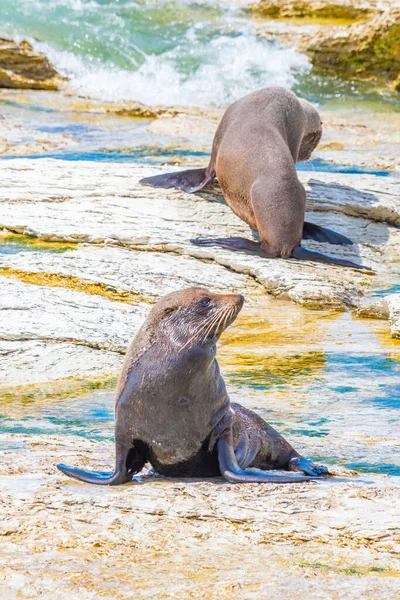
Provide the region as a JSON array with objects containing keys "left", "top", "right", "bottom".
[
  {"left": 358, "top": 315, "right": 400, "bottom": 354},
  {"left": 318, "top": 141, "right": 345, "bottom": 151},
  {"left": 222, "top": 351, "right": 326, "bottom": 386},
  {"left": 0, "top": 266, "right": 151, "bottom": 304},
  {"left": 220, "top": 300, "right": 337, "bottom": 350},
  {"left": 0, "top": 231, "right": 76, "bottom": 253},
  {"left": 298, "top": 561, "right": 400, "bottom": 577},
  {"left": 0, "top": 373, "right": 118, "bottom": 406},
  {"left": 250, "top": 1, "right": 372, "bottom": 22}
]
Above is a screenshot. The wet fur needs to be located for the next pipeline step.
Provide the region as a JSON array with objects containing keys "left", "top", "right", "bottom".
[{"left": 57, "top": 288, "right": 328, "bottom": 485}]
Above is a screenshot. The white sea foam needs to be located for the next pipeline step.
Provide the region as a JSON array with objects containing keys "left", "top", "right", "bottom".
[{"left": 35, "top": 32, "right": 310, "bottom": 107}]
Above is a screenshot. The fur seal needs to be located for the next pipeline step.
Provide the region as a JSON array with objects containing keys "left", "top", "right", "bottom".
[
  {"left": 57, "top": 288, "right": 328, "bottom": 485},
  {"left": 140, "top": 87, "right": 367, "bottom": 270}
]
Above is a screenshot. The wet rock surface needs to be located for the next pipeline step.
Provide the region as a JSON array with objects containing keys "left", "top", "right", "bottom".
[
  {"left": 0, "top": 157, "right": 398, "bottom": 389},
  {"left": 252, "top": 0, "right": 400, "bottom": 88},
  {"left": 0, "top": 90, "right": 399, "bottom": 599},
  {"left": 358, "top": 293, "right": 400, "bottom": 338},
  {"left": 0, "top": 38, "right": 62, "bottom": 91}
]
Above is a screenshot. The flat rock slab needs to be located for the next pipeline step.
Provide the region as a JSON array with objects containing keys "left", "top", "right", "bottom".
[
  {"left": 0, "top": 432, "right": 399, "bottom": 600},
  {"left": 0, "top": 276, "right": 145, "bottom": 353},
  {"left": 0, "top": 340, "right": 122, "bottom": 388},
  {"left": 357, "top": 292, "right": 400, "bottom": 338},
  {"left": 0, "top": 159, "right": 397, "bottom": 309},
  {"left": 0, "top": 243, "right": 256, "bottom": 301}
]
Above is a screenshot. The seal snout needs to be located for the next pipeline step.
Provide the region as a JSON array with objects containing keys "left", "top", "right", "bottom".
[{"left": 236, "top": 294, "right": 245, "bottom": 308}]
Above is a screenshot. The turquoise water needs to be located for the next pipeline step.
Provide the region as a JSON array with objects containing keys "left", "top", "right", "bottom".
[
  {"left": 1, "top": 0, "right": 399, "bottom": 108},
  {"left": 0, "top": 0, "right": 309, "bottom": 106},
  {"left": 0, "top": 151, "right": 391, "bottom": 176},
  {"left": 2, "top": 339, "right": 399, "bottom": 475}
]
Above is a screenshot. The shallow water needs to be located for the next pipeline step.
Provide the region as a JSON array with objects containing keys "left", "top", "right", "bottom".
[
  {"left": 0, "top": 233, "right": 76, "bottom": 255},
  {"left": 2, "top": 0, "right": 400, "bottom": 109},
  {"left": 1, "top": 303, "right": 399, "bottom": 476}
]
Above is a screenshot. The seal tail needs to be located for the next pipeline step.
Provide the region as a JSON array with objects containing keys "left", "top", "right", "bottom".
[
  {"left": 139, "top": 168, "right": 214, "bottom": 193},
  {"left": 57, "top": 444, "right": 145, "bottom": 486}
]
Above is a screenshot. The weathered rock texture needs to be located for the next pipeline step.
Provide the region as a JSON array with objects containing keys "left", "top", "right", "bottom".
[
  {"left": 357, "top": 293, "right": 400, "bottom": 338},
  {"left": 307, "top": 8, "right": 400, "bottom": 84},
  {"left": 251, "top": 0, "right": 377, "bottom": 20},
  {"left": 0, "top": 38, "right": 62, "bottom": 90},
  {"left": 0, "top": 432, "right": 399, "bottom": 600},
  {"left": 0, "top": 158, "right": 399, "bottom": 387},
  {"left": 252, "top": 1, "right": 400, "bottom": 88},
  {"left": 0, "top": 159, "right": 395, "bottom": 308}
]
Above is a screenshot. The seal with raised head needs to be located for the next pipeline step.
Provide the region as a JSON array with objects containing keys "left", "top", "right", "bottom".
[
  {"left": 140, "top": 87, "right": 366, "bottom": 270},
  {"left": 57, "top": 288, "right": 328, "bottom": 485}
]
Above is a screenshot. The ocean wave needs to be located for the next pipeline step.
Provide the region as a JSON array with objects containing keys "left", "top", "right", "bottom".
[{"left": 35, "top": 32, "right": 310, "bottom": 107}]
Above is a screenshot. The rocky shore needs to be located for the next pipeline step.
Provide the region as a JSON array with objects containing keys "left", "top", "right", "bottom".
[
  {"left": 0, "top": 38, "right": 62, "bottom": 90},
  {"left": 251, "top": 0, "right": 400, "bottom": 90},
  {"left": 0, "top": 16, "right": 399, "bottom": 598}
]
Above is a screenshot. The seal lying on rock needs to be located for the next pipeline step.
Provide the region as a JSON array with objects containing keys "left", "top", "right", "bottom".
[
  {"left": 141, "top": 87, "right": 366, "bottom": 270},
  {"left": 57, "top": 288, "right": 328, "bottom": 485}
]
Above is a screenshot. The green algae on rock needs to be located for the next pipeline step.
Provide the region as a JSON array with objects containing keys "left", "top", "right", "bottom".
[
  {"left": 0, "top": 38, "right": 62, "bottom": 91},
  {"left": 0, "top": 373, "right": 117, "bottom": 406},
  {"left": 250, "top": 0, "right": 374, "bottom": 21},
  {"left": 252, "top": 1, "right": 400, "bottom": 89},
  {"left": 307, "top": 8, "right": 400, "bottom": 86}
]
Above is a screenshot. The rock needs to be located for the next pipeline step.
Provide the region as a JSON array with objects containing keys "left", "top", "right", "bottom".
[
  {"left": 357, "top": 293, "right": 400, "bottom": 337},
  {"left": 1, "top": 431, "right": 400, "bottom": 599},
  {"left": 0, "top": 112, "right": 77, "bottom": 156},
  {"left": 307, "top": 8, "right": 400, "bottom": 85},
  {"left": 0, "top": 38, "right": 62, "bottom": 91},
  {"left": 0, "top": 158, "right": 398, "bottom": 387},
  {"left": 0, "top": 276, "right": 146, "bottom": 353},
  {"left": 0, "top": 244, "right": 257, "bottom": 302},
  {"left": 252, "top": 1, "right": 400, "bottom": 88},
  {"left": 0, "top": 340, "right": 122, "bottom": 388},
  {"left": 250, "top": 0, "right": 376, "bottom": 20},
  {"left": 0, "top": 159, "right": 394, "bottom": 310}
]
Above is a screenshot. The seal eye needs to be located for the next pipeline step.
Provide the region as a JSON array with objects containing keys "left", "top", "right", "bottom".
[
  {"left": 199, "top": 297, "right": 211, "bottom": 307},
  {"left": 164, "top": 307, "right": 175, "bottom": 314}
]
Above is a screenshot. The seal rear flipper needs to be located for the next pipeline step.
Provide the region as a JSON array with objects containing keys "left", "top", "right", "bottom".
[
  {"left": 291, "top": 245, "right": 374, "bottom": 272},
  {"left": 191, "top": 237, "right": 268, "bottom": 257},
  {"left": 303, "top": 222, "right": 353, "bottom": 245},
  {"left": 217, "top": 435, "right": 316, "bottom": 484},
  {"left": 57, "top": 444, "right": 145, "bottom": 486},
  {"left": 139, "top": 168, "right": 214, "bottom": 193},
  {"left": 288, "top": 456, "right": 330, "bottom": 476}
]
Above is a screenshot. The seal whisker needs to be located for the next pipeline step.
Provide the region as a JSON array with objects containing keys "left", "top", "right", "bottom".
[
  {"left": 200, "top": 309, "right": 226, "bottom": 343},
  {"left": 180, "top": 308, "right": 224, "bottom": 351},
  {"left": 204, "top": 305, "right": 231, "bottom": 342}
]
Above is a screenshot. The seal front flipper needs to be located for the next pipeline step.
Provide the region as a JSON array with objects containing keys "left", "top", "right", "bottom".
[
  {"left": 303, "top": 222, "right": 353, "bottom": 245},
  {"left": 57, "top": 443, "right": 145, "bottom": 486},
  {"left": 217, "top": 431, "right": 316, "bottom": 484},
  {"left": 139, "top": 168, "right": 215, "bottom": 193}
]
